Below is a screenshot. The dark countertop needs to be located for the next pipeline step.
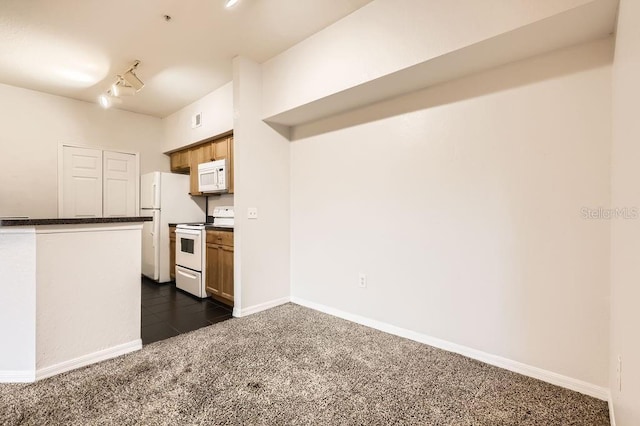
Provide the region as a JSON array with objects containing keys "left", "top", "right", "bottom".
[
  {"left": 0, "top": 217, "right": 153, "bottom": 227},
  {"left": 168, "top": 222, "right": 234, "bottom": 232}
]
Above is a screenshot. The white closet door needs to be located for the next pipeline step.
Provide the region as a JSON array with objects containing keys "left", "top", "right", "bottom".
[
  {"left": 103, "top": 151, "right": 137, "bottom": 217},
  {"left": 61, "top": 146, "right": 103, "bottom": 218}
]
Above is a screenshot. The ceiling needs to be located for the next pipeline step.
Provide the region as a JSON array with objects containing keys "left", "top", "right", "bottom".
[{"left": 0, "top": 0, "right": 373, "bottom": 118}]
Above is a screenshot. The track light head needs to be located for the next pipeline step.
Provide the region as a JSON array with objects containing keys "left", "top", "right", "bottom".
[
  {"left": 112, "top": 82, "right": 137, "bottom": 97},
  {"left": 98, "top": 60, "right": 144, "bottom": 109},
  {"left": 99, "top": 94, "right": 110, "bottom": 109},
  {"left": 98, "top": 93, "right": 123, "bottom": 109},
  {"left": 122, "top": 70, "right": 144, "bottom": 91}
]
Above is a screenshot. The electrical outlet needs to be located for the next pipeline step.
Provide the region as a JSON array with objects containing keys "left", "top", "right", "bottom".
[
  {"left": 617, "top": 355, "right": 622, "bottom": 391},
  {"left": 247, "top": 207, "right": 258, "bottom": 219},
  {"left": 358, "top": 273, "right": 367, "bottom": 288}
]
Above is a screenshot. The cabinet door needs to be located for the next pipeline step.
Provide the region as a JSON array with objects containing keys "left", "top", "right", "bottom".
[
  {"left": 205, "top": 243, "right": 221, "bottom": 296},
  {"left": 189, "top": 146, "right": 203, "bottom": 196},
  {"left": 189, "top": 160, "right": 200, "bottom": 196},
  {"left": 189, "top": 144, "right": 215, "bottom": 196},
  {"left": 170, "top": 150, "right": 190, "bottom": 173},
  {"left": 212, "top": 136, "right": 233, "bottom": 194},
  {"left": 170, "top": 152, "right": 179, "bottom": 171},
  {"left": 213, "top": 137, "right": 229, "bottom": 160},
  {"left": 220, "top": 245, "right": 234, "bottom": 302}
]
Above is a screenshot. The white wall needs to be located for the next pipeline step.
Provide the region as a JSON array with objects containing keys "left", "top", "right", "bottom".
[
  {"left": 610, "top": 0, "right": 640, "bottom": 423},
  {"left": 162, "top": 82, "right": 233, "bottom": 153},
  {"left": 36, "top": 225, "right": 141, "bottom": 371},
  {"left": 262, "top": 0, "right": 597, "bottom": 119},
  {"left": 0, "top": 83, "right": 166, "bottom": 218},
  {"left": 1, "top": 223, "right": 142, "bottom": 381},
  {"left": 233, "top": 57, "right": 290, "bottom": 314},
  {"left": 0, "top": 227, "right": 36, "bottom": 380},
  {"left": 290, "top": 39, "right": 612, "bottom": 388}
]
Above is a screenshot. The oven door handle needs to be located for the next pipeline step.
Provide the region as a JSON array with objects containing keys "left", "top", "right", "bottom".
[
  {"left": 177, "top": 269, "right": 198, "bottom": 280},
  {"left": 176, "top": 229, "right": 202, "bottom": 236}
]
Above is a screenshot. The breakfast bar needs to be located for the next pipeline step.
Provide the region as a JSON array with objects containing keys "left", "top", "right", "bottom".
[{"left": 0, "top": 217, "right": 151, "bottom": 382}]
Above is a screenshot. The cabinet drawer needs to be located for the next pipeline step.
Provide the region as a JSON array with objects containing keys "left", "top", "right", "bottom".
[{"left": 206, "top": 230, "right": 233, "bottom": 247}]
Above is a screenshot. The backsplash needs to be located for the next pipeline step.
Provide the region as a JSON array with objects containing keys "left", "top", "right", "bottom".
[{"left": 207, "top": 194, "right": 234, "bottom": 213}]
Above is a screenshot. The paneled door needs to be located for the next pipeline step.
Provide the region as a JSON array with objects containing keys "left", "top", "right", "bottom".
[
  {"left": 60, "top": 146, "right": 138, "bottom": 218},
  {"left": 103, "top": 151, "right": 137, "bottom": 217},
  {"left": 61, "top": 146, "right": 103, "bottom": 218}
]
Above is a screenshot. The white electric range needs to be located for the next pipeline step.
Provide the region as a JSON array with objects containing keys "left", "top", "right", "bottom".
[{"left": 175, "top": 206, "right": 234, "bottom": 298}]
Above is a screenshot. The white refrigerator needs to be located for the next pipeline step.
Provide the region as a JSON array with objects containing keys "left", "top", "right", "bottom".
[{"left": 141, "top": 172, "right": 205, "bottom": 283}]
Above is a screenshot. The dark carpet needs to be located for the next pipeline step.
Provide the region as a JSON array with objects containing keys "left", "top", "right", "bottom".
[{"left": 0, "top": 303, "right": 609, "bottom": 425}]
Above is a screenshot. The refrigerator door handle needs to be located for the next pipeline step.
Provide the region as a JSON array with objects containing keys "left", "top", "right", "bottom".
[{"left": 152, "top": 183, "right": 157, "bottom": 207}]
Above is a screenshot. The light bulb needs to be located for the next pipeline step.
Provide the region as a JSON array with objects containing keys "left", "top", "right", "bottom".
[
  {"left": 225, "top": 0, "right": 239, "bottom": 8},
  {"left": 99, "top": 94, "right": 111, "bottom": 109}
]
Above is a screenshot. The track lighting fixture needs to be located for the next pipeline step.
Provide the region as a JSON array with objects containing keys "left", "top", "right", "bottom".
[
  {"left": 98, "top": 94, "right": 123, "bottom": 109},
  {"left": 122, "top": 69, "right": 145, "bottom": 91},
  {"left": 98, "top": 94, "right": 110, "bottom": 109},
  {"left": 112, "top": 83, "right": 136, "bottom": 97},
  {"left": 98, "top": 60, "right": 144, "bottom": 109}
]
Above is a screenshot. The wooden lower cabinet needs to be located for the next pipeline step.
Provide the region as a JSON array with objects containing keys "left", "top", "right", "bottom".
[
  {"left": 169, "top": 226, "right": 176, "bottom": 280},
  {"left": 219, "top": 245, "right": 234, "bottom": 301},
  {"left": 205, "top": 230, "right": 234, "bottom": 306}
]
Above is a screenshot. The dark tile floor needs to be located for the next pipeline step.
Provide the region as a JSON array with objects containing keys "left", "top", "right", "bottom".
[{"left": 141, "top": 277, "right": 233, "bottom": 345}]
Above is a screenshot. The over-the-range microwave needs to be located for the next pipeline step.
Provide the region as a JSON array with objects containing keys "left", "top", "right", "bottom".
[{"left": 198, "top": 159, "right": 228, "bottom": 193}]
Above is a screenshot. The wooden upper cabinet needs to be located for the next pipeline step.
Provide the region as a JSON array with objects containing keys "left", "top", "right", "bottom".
[
  {"left": 189, "top": 144, "right": 212, "bottom": 195},
  {"left": 211, "top": 136, "right": 234, "bottom": 194},
  {"left": 193, "top": 143, "right": 214, "bottom": 164},
  {"left": 169, "top": 133, "right": 234, "bottom": 196},
  {"left": 213, "top": 137, "right": 229, "bottom": 160},
  {"left": 170, "top": 149, "right": 190, "bottom": 173}
]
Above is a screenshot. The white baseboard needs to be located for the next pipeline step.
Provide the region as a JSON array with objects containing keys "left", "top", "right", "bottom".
[
  {"left": 608, "top": 394, "right": 616, "bottom": 426},
  {"left": 0, "top": 370, "right": 36, "bottom": 383},
  {"left": 35, "top": 339, "right": 142, "bottom": 381},
  {"left": 291, "top": 297, "right": 609, "bottom": 401},
  {"left": 235, "top": 296, "right": 290, "bottom": 317}
]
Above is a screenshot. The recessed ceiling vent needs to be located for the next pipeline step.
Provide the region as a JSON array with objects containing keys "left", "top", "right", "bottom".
[{"left": 192, "top": 112, "right": 202, "bottom": 128}]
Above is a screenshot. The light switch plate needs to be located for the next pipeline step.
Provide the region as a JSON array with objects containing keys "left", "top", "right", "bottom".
[{"left": 248, "top": 207, "right": 258, "bottom": 219}]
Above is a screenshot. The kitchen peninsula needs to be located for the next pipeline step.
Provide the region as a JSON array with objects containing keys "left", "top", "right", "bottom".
[{"left": 0, "top": 217, "right": 151, "bottom": 383}]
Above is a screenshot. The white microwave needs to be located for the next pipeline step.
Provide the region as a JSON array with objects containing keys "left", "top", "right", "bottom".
[{"left": 198, "top": 159, "right": 228, "bottom": 193}]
